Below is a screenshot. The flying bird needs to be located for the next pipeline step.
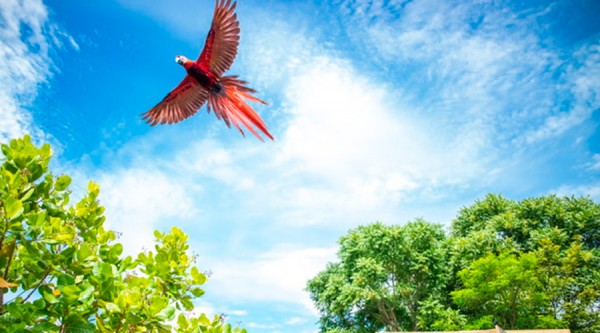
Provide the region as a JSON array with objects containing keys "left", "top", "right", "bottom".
[{"left": 142, "top": 0, "right": 273, "bottom": 141}]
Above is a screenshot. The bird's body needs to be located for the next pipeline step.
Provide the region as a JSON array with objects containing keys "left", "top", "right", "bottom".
[
  {"left": 185, "top": 62, "right": 218, "bottom": 89},
  {"left": 142, "top": 0, "right": 273, "bottom": 141}
]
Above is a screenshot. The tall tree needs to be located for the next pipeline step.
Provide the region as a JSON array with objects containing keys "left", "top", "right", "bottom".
[
  {"left": 306, "top": 220, "right": 452, "bottom": 332},
  {"left": 451, "top": 194, "right": 600, "bottom": 332},
  {"left": 0, "top": 135, "right": 246, "bottom": 333}
]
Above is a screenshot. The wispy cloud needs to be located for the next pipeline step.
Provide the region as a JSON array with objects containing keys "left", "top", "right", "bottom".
[
  {"left": 587, "top": 154, "right": 600, "bottom": 171},
  {"left": 232, "top": 10, "right": 519, "bottom": 225},
  {"left": 96, "top": 166, "right": 197, "bottom": 256},
  {"left": 204, "top": 245, "right": 337, "bottom": 312},
  {"left": 247, "top": 322, "right": 280, "bottom": 329},
  {"left": 0, "top": 0, "right": 76, "bottom": 143},
  {"left": 553, "top": 182, "right": 600, "bottom": 202},
  {"left": 526, "top": 43, "right": 600, "bottom": 143},
  {"left": 285, "top": 316, "right": 308, "bottom": 325},
  {"left": 333, "top": 0, "right": 599, "bottom": 149}
]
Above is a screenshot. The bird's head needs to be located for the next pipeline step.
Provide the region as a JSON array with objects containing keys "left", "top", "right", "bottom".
[{"left": 175, "top": 55, "right": 189, "bottom": 65}]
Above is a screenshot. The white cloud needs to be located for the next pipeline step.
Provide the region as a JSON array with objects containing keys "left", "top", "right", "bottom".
[
  {"left": 0, "top": 0, "right": 76, "bottom": 143},
  {"left": 205, "top": 246, "right": 336, "bottom": 313},
  {"left": 273, "top": 55, "right": 501, "bottom": 183},
  {"left": 247, "top": 322, "right": 280, "bottom": 329},
  {"left": 96, "top": 167, "right": 197, "bottom": 256},
  {"left": 173, "top": 138, "right": 257, "bottom": 191},
  {"left": 285, "top": 317, "right": 308, "bottom": 325},
  {"left": 228, "top": 309, "right": 248, "bottom": 316},
  {"left": 526, "top": 43, "right": 600, "bottom": 143},
  {"left": 237, "top": 51, "right": 505, "bottom": 226},
  {"left": 276, "top": 58, "right": 418, "bottom": 180},
  {"left": 553, "top": 182, "right": 600, "bottom": 202},
  {"left": 0, "top": 0, "right": 49, "bottom": 142},
  {"left": 588, "top": 155, "right": 600, "bottom": 171},
  {"left": 335, "top": 0, "right": 599, "bottom": 149}
]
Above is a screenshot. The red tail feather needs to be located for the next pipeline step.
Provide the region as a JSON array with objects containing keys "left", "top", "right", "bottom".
[{"left": 207, "top": 76, "right": 273, "bottom": 141}]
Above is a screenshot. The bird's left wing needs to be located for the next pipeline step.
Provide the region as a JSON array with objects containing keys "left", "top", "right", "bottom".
[
  {"left": 142, "top": 76, "right": 209, "bottom": 125},
  {"left": 197, "top": 0, "right": 240, "bottom": 76}
]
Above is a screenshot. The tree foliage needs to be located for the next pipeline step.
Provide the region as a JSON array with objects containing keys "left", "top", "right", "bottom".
[
  {"left": 452, "top": 253, "right": 548, "bottom": 329},
  {"left": 308, "top": 194, "right": 600, "bottom": 333},
  {"left": 451, "top": 194, "right": 600, "bottom": 332},
  {"left": 306, "top": 220, "right": 452, "bottom": 332},
  {"left": 0, "top": 135, "right": 246, "bottom": 333}
]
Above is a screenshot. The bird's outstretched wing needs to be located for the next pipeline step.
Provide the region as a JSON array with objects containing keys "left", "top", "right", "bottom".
[
  {"left": 197, "top": 0, "right": 240, "bottom": 76},
  {"left": 142, "top": 76, "right": 209, "bottom": 125}
]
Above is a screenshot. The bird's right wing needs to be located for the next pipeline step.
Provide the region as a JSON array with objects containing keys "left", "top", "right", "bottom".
[
  {"left": 197, "top": 0, "right": 240, "bottom": 76},
  {"left": 142, "top": 76, "right": 209, "bottom": 125}
]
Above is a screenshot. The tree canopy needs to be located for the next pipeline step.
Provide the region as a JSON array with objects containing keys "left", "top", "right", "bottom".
[
  {"left": 307, "top": 194, "right": 600, "bottom": 333},
  {"left": 307, "top": 220, "right": 453, "bottom": 332},
  {"left": 0, "top": 135, "right": 246, "bottom": 332}
]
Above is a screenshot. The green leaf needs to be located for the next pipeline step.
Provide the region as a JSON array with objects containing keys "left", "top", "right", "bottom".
[
  {"left": 33, "top": 298, "right": 46, "bottom": 310},
  {"left": 177, "top": 313, "right": 189, "bottom": 329},
  {"left": 181, "top": 296, "right": 194, "bottom": 311},
  {"left": 198, "top": 313, "right": 211, "bottom": 326},
  {"left": 78, "top": 284, "right": 95, "bottom": 303},
  {"left": 62, "top": 284, "right": 82, "bottom": 301},
  {"left": 109, "top": 243, "right": 123, "bottom": 258},
  {"left": 77, "top": 244, "right": 92, "bottom": 262},
  {"left": 157, "top": 305, "right": 176, "bottom": 321},
  {"left": 55, "top": 174, "right": 72, "bottom": 191},
  {"left": 57, "top": 274, "right": 75, "bottom": 288},
  {"left": 63, "top": 313, "right": 95, "bottom": 333},
  {"left": 190, "top": 287, "right": 205, "bottom": 297},
  {"left": 41, "top": 288, "right": 58, "bottom": 304},
  {"left": 93, "top": 262, "right": 117, "bottom": 279},
  {"left": 42, "top": 201, "right": 60, "bottom": 215},
  {"left": 5, "top": 197, "right": 24, "bottom": 220},
  {"left": 124, "top": 290, "right": 142, "bottom": 305},
  {"left": 20, "top": 186, "right": 35, "bottom": 201},
  {"left": 191, "top": 266, "right": 207, "bottom": 285},
  {"left": 149, "top": 295, "right": 169, "bottom": 315},
  {"left": 104, "top": 302, "right": 121, "bottom": 313}
]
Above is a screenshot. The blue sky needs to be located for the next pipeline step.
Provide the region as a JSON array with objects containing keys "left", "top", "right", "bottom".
[{"left": 1, "top": 0, "right": 599, "bottom": 332}]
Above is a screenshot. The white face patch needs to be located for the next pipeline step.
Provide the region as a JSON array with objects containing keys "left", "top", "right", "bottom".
[{"left": 175, "top": 56, "right": 186, "bottom": 65}]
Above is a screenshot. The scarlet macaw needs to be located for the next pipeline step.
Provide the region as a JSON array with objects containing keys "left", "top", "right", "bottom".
[{"left": 142, "top": 0, "right": 273, "bottom": 141}]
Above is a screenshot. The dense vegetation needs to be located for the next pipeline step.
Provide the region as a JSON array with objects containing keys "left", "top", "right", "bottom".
[
  {"left": 0, "top": 136, "right": 246, "bottom": 332},
  {"left": 307, "top": 195, "right": 600, "bottom": 333}
]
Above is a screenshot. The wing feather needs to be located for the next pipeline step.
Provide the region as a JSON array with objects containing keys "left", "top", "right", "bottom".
[
  {"left": 142, "top": 76, "right": 209, "bottom": 126},
  {"left": 197, "top": 0, "right": 240, "bottom": 76}
]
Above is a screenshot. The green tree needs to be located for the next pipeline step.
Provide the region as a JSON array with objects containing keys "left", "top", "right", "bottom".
[
  {"left": 451, "top": 194, "right": 600, "bottom": 332},
  {"left": 0, "top": 135, "right": 246, "bottom": 333},
  {"left": 306, "top": 220, "right": 453, "bottom": 332},
  {"left": 452, "top": 253, "right": 551, "bottom": 329}
]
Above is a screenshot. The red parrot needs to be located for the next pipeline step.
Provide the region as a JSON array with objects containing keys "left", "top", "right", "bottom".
[{"left": 142, "top": 0, "right": 273, "bottom": 141}]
